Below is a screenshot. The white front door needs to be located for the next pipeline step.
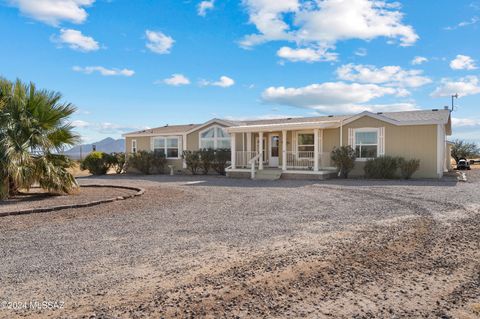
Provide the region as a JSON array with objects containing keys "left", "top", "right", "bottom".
[{"left": 269, "top": 134, "right": 280, "bottom": 167}]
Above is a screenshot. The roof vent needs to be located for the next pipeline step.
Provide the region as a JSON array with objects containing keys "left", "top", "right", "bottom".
[
  {"left": 328, "top": 115, "right": 334, "bottom": 117},
  {"left": 165, "top": 124, "right": 169, "bottom": 127},
  {"left": 377, "top": 112, "right": 383, "bottom": 115},
  {"left": 444, "top": 106, "right": 450, "bottom": 110},
  {"left": 287, "top": 117, "right": 292, "bottom": 120},
  {"left": 432, "top": 109, "right": 438, "bottom": 111}
]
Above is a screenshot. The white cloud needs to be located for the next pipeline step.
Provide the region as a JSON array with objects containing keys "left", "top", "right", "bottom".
[
  {"left": 445, "top": 16, "right": 479, "bottom": 30},
  {"left": 261, "top": 81, "right": 414, "bottom": 113},
  {"left": 52, "top": 28, "right": 99, "bottom": 52},
  {"left": 452, "top": 118, "right": 480, "bottom": 127},
  {"left": 145, "top": 30, "right": 174, "bottom": 54},
  {"left": 450, "top": 55, "right": 477, "bottom": 70},
  {"left": 354, "top": 48, "right": 367, "bottom": 57},
  {"left": 277, "top": 46, "right": 338, "bottom": 62},
  {"left": 431, "top": 76, "right": 480, "bottom": 98},
  {"left": 72, "top": 66, "right": 135, "bottom": 77},
  {"left": 241, "top": 0, "right": 418, "bottom": 60},
  {"left": 9, "top": 0, "right": 95, "bottom": 26},
  {"left": 198, "top": 0, "right": 214, "bottom": 16},
  {"left": 411, "top": 56, "right": 428, "bottom": 65},
  {"left": 71, "top": 120, "right": 90, "bottom": 128},
  {"left": 200, "top": 76, "right": 235, "bottom": 88},
  {"left": 336, "top": 64, "right": 432, "bottom": 88},
  {"left": 161, "top": 74, "right": 191, "bottom": 86}
]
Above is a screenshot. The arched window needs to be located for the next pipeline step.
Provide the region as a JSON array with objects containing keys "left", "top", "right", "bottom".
[{"left": 199, "top": 126, "right": 230, "bottom": 149}]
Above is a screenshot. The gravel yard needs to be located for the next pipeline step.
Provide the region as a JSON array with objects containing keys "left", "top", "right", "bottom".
[{"left": 0, "top": 172, "right": 479, "bottom": 318}]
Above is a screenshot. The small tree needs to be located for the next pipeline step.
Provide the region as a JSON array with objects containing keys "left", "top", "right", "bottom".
[
  {"left": 183, "top": 151, "right": 201, "bottom": 175},
  {"left": 212, "top": 149, "right": 231, "bottom": 175},
  {"left": 451, "top": 139, "right": 480, "bottom": 164},
  {"left": 81, "top": 152, "right": 111, "bottom": 175},
  {"left": 129, "top": 151, "right": 166, "bottom": 175},
  {"left": 331, "top": 146, "right": 356, "bottom": 178},
  {"left": 199, "top": 148, "right": 215, "bottom": 174}
]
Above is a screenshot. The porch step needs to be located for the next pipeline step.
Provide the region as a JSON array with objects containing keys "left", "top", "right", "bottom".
[{"left": 255, "top": 169, "right": 283, "bottom": 180}]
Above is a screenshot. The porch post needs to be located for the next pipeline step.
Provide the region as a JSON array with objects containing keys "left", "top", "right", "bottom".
[
  {"left": 282, "top": 130, "right": 287, "bottom": 171},
  {"left": 259, "top": 131, "right": 264, "bottom": 170},
  {"left": 314, "top": 128, "right": 319, "bottom": 171},
  {"left": 247, "top": 132, "right": 252, "bottom": 152},
  {"left": 231, "top": 132, "right": 236, "bottom": 169}
]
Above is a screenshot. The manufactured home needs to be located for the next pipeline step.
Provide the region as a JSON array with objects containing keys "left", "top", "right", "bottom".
[{"left": 123, "top": 109, "right": 452, "bottom": 179}]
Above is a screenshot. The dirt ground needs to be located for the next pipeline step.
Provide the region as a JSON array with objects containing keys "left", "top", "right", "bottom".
[{"left": 0, "top": 171, "right": 479, "bottom": 318}]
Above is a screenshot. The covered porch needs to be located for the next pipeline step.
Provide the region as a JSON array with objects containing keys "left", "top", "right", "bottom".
[{"left": 226, "top": 120, "right": 341, "bottom": 178}]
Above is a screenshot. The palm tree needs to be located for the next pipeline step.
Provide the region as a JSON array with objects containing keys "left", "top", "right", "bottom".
[{"left": 0, "top": 78, "right": 79, "bottom": 199}]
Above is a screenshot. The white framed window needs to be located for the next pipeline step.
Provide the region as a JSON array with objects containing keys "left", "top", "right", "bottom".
[
  {"left": 131, "top": 139, "right": 137, "bottom": 153},
  {"left": 152, "top": 136, "right": 180, "bottom": 159},
  {"left": 297, "top": 132, "right": 314, "bottom": 158},
  {"left": 199, "top": 126, "right": 230, "bottom": 149},
  {"left": 353, "top": 128, "right": 379, "bottom": 160}
]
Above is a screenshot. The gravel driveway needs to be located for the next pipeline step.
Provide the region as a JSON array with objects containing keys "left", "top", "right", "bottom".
[{"left": 0, "top": 171, "right": 479, "bottom": 318}]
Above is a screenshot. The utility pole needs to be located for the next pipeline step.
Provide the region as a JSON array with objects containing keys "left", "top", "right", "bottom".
[{"left": 451, "top": 93, "right": 458, "bottom": 111}]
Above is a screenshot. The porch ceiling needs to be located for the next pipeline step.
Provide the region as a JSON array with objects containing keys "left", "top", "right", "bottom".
[{"left": 226, "top": 120, "right": 341, "bottom": 133}]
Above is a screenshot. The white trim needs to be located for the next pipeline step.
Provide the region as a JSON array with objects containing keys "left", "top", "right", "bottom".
[
  {"left": 437, "top": 124, "right": 446, "bottom": 178},
  {"left": 198, "top": 125, "right": 231, "bottom": 150},
  {"left": 152, "top": 136, "right": 181, "bottom": 159},
  {"left": 131, "top": 139, "right": 137, "bottom": 154},
  {"left": 352, "top": 127, "right": 381, "bottom": 161},
  {"left": 296, "top": 130, "right": 315, "bottom": 158},
  {"left": 314, "top": 128, "right": 319, "bottom": 172},
  {"left": 268, "top": 133, "right": 280, "bottom": 168},
  {"left": 259, "top": 132, "right": 264, "bottom": 170},
  {"left": 282, "top": 130, "right": 287, "bottom": 171},
  {"left": 226, "top": 121, "right": 340, "bottom": 133}
]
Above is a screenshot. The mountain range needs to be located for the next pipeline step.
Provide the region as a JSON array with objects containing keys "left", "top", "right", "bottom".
[{"left": 63, "top": 138, "right": 125, "bottom": 159}]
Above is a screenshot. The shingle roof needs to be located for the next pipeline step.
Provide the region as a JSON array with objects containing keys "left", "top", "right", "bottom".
[
  {"left": 228, "top": 109, "right": 451, "bottom": 127},
  {"left": 127, "top": 123, "right": 201, "bottom": 135},
  {"left": 378, "top": 109, "right": 450, "bottom": 123},
  {"left": 125, "top": 109, "right": 451, "bottom": 136}
]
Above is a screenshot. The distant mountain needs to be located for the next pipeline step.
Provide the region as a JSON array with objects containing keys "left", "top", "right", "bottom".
[{"left": 63, "top": 137, "right": 125, "bottom": 159}]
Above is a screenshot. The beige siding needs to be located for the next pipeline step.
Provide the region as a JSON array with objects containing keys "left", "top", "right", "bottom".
[
  {"left": 125, "top": 136, "right": 151, "bottom": 156},
  {"left": 340, "top": 116, "right": 438, "bottom": 178}
]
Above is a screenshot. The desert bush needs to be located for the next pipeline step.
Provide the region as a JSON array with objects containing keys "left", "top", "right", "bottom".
[
  {"left": 331, "top": 146, "right": 356, "bottom": 178},
  {"left": 364, "top": 156, "right": 400, "bottom": 179},
  {"left": 183, "top": 151, "right": 201, "bottom": 175},
  {"left": 129, "top": 151, "right": 166, "bottom": 175},
  {"left": 108, "top": 152, "right": 127, "bottom": 174},
  {"left": 80, "top": 151, "right": 111, "bottom": 175},
  {"left": 398, "top": 158, "right": 420, "bottom": 179},
  {"left": 212, "top": 148, "right": 231, "bottom": 175},
  {"left": 199, "top": 148, "right": 215, "bottom": 174}
]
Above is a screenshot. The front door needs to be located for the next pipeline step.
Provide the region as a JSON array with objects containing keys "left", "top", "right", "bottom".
[{"left": 269, "top": 134, "right": 280, "bottom": 167}]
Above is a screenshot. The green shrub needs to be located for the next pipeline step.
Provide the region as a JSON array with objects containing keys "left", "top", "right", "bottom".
[
  {"left": 398, "top": 158, "right": 420, "bottom": 179},
  {"left": 129, "top": 151, "right": 166, "bottom": 175},
  {"left": 212, "top": 148, "right": 231, "bottom": 175},
  {"left": 199, "top": 149, "right": 215, "bottom": 174},
  {"left": 108, "top": 152, "right": 127, "bottom": 174},
  {"left": 182, "top": 151, "right": 201, "bottom": 175},
  {"left": 80, "top": 151, "right": 111, "bottom": 175},
  {"left": 364, "top": 156, "right": 400, "bottom": 179},
  {"left": 331, "top": 146, "right": 356, "bottom": 178}
]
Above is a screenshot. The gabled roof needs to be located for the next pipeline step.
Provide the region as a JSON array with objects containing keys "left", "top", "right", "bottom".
[
  {"left": 123, "top": 124, "right": 201, "bottom": 137},
  {"left": 124, "top": 109, "right": 452, "bottom": 137}
]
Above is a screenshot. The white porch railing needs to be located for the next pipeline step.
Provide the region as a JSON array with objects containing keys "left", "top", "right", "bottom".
[
  {"left": 234, "top": 151, "right": 332, "bottom": 170},
  {"left": 236, "top": 151, "right": 259, "bottom": 168}
]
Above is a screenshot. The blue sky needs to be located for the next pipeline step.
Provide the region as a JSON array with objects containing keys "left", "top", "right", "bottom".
[{"left": 0, "top": 0, "right": 479, "bottom": 144}]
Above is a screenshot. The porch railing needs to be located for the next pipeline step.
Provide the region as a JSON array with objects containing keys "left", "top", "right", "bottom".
[
  {"left": 236, "top": 151, "right": 259, "bottom": 168},
  {"left": 234, "top": 151, "right": 332, "bottom": 170}
]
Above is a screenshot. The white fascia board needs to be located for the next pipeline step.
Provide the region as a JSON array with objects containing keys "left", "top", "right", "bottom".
[
  {"left": 122, "top": 132, "right": 185, "bottom": 138},
  {"left": 184, "top": 118, "right": 235, "bottom": 134},
  {"left": 226, "top": 121, "right": 341, "bottom": 133}
]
